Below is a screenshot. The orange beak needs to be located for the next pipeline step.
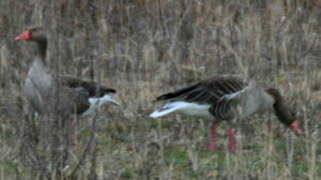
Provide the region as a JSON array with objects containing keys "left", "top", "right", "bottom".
[
  {"left": 15, "top": 30, "right": 31, "bottom": 40},
  {"left": 289, "top": 120, "right": 302, "bottom": 136}
]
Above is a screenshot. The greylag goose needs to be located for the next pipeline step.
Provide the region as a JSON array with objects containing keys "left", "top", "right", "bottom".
[
  {"left": 15, "top": 27, "right": 119, "bottom": 117},
  {"left": 149, "top": 75, "right": 302, "bottom": 153}
]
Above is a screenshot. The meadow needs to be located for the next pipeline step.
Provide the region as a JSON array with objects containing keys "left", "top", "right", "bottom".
[{"left": 0, "top": 0, "right": 321, "bottom": 179}]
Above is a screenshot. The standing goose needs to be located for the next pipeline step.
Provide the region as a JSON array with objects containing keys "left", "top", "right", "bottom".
[
  {"left": 149, "top": 75, "right": 302, "bottom": 153},
  {"left": 15, "top": 27, "right": 119, "bottom": 117}
]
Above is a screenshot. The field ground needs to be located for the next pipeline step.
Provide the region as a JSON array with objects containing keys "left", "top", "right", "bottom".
[{"left": 0, "top": 0, "right": 321, "bottom": 179}]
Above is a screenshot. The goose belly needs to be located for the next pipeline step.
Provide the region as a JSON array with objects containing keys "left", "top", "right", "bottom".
[{"left": 178, "top": 103, "right": 212, "bottom": 118}]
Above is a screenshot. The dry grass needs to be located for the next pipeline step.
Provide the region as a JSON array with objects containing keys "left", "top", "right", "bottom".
[{"left": 1, "top": 0, "right": 321, "bottom": 179}]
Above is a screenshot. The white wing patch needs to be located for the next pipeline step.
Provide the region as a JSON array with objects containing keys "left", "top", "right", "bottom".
[
  {"left": 149, "top": 101, "right": 211, "bottom": 119},
  {"left": 81, "top": 95, "right": 120, "bottom": 116}
]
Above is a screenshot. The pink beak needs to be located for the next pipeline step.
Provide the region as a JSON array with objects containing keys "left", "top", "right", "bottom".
[
  {"left": 15, "top": 30, "right": 31, "bottom": 40},
  {"left": 289, "top": 120, "right": 302, "bottom": 136}
]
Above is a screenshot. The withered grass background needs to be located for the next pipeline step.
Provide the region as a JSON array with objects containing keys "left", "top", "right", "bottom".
[{"left": 0, "top": 0, "right": 321, "bottom": 179}]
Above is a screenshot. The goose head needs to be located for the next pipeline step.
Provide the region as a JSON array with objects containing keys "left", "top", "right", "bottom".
[
  {"left": 265, "top": 88, "right": 302, "bottom": 136},
  {"left": 15, "top": 27, "right": 47, "bottom": 60},
  {"left": 15, "top": 27, "right": 46, "bottom": 42}
]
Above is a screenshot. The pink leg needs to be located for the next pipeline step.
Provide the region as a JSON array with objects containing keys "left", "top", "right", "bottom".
[
  {"left": 227, "top": 128, "right": 236, "bottom": 153},
  {"left": 208, "top": 123, "right": 218, "bottom": 151}
]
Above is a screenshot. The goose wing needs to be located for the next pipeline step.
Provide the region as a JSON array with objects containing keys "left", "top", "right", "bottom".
[
  {"left": 156, "top": 76, "right": 247, "bottom": 104},
  {"left": 57, "top": 75, "right": 116, "bottom": 97},
  {"left": 155, "top": 75, "right": 249, "bottom": 119}
]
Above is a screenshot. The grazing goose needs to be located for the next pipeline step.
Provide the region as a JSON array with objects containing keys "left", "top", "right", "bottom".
[
  {"left": 149, "top": 75, "right": 302, "bottom": 153},
  {"left": 15, "top": 27, "right": 119, "bottom": 117}
]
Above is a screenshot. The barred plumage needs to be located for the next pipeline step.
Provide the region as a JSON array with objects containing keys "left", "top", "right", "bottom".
[
  {"left": 154, "top": 75, "right": 247, "bottom": 120},
  {"left": 150, "top": 75, "right": 301, "bottom": 153}
]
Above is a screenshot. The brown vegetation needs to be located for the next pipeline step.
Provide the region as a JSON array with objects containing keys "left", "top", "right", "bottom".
[{"left": 0, "top": 0, "right": 321, "bottom": 179}]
